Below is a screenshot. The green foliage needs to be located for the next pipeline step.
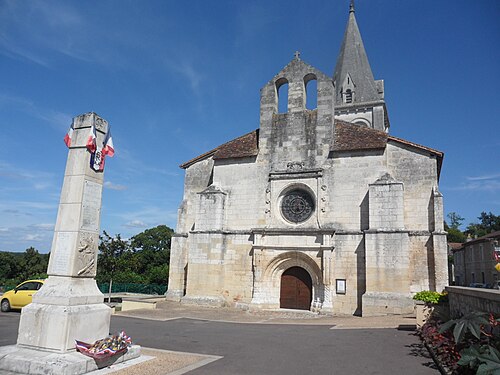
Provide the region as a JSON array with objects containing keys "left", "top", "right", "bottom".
[
  {"left": 437, "top": 312, "right": 500, "bottom": 373},
  {"left": 130, "top": 225, "right": 173, "bottom": 254},
  {"left": 439, "top": 311, "right": 489, "bottom": 343},
  {"left": 413, "top": 291, "right": 446, "bottom": 305},
  {"left": 96, "top": 225, "right": 173, "bottom": 288},
  {"left": 458, "top": 345, "right": 500, "bottom": 374},
  {"left": 447, "top": 212, "right": 465, "bottom": 230},
  {"left": 0, "top": 248, "right": 49, "bottom": 288},
  {"left": 465, "top": 211, "right": 500, "bottom": 238},
  {"left": 447, "top": 227, "right": 467, "bottom": 243}
]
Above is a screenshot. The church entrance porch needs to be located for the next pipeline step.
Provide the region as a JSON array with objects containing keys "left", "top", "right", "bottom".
[
  {"left": 250, "top": 243, "right": 330, "bottom": 312},
  {"left": 280, "top": 266, "right": 312, "bottom": 310}
]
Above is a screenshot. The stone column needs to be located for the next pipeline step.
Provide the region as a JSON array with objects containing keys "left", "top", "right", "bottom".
[
  {"left": 17, "top": 112, "right": 111, "bottom": 353},
  {"left": 432, "top": 187, "right": 449, "bottom": 291}
]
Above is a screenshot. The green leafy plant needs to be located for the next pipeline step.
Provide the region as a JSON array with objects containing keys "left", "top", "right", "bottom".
[
  {"left": 437, "top": 312, "right": 500, "bottom": 374},
  {"left": 413, "top": 290, "right": 446, "bottom": 305},
  {"left": 458, "top": 344, "right": 500, "bottom": 374},
  {"left": 439, "top": 311, "right": 489, "bottom": 343}
]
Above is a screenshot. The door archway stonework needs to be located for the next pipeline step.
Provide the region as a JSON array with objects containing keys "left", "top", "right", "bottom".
[{"left": 250, "top": 250, "right": 324, "bottom": 310}]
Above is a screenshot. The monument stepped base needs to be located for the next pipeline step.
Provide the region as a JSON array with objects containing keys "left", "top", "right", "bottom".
[{"left": 0, "top": 344, "right": 141, "bottom": 374}]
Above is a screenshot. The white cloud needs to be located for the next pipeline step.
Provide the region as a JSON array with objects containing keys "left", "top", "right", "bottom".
[
  {"left": 32, "top": 223, "right": 54, "bottom": 231},
  {"left": 0, "top": 93, "right": 72, "bottom": 131},
  {"left": 104, "top": 181, "right": 127, "bottom": 191},
  {"left": 449, "top": 180, "right": 500, "bottom": 192},
  {"left": 466, "top": 173, "right": 500, "bottom": 181},
  {"left": 124, "top": 220, "right": 147, "bottom": 228},
  {"left": 23, "top": 233, "right": 44, "bottom": 242},
  {"left": 164, "top": 59, "right": 203, "bottom": 94}
]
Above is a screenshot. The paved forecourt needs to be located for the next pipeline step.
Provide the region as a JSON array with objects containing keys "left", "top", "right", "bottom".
[{"left": 0, "top": 302, "right": 438, "bottom": 375}]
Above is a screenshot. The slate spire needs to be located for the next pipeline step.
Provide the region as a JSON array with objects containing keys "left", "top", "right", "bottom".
[{"left": 333, "top": 2, "right": 382, "bottom": 106}]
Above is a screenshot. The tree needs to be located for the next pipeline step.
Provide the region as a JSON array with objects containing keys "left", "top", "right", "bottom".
[
  {"left": 130, "top": 225, "right": 173, "bottom": 254},
  {"left": 447, "top": 212, "right": 464, "bottom": 230},
  {"left": 95, "top": 225, "right": 173, "bottom": 292},
  {"left": 447, "top": 227, "right": 467, "bottom": 243},
  {"left": 130, "top": 225, "right": 173, "bottom": 282},
  {"left": 97, "top": 231, "right": 129, "bottom": 300},
  {"left": 465, "top": 211, "right": 500, "bottom": 238},
  {"left": 445, "top": 213, "right": 466, "bottom": 243}
]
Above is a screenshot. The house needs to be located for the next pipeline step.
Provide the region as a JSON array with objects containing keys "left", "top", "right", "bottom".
[{"left": 453, "top": 231, "right": 500, "bottom": 287}]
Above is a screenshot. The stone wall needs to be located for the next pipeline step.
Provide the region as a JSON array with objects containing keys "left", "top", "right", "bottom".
[{"left": 445, "top": 286, "right": 500, "bottom": 318}]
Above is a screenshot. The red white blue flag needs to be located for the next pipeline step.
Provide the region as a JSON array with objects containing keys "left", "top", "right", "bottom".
[
  {"left": 89, "top": 126, "right": 115, "bottom": 172},
  {"left": 102, "top": 127, "right": 115, "bottom": 157},
  {"left": 86, "top": 125, "right": 97, "bottom": 154},
  {"left": 64, "top": 122, "right": 74, "bottom": 147}
]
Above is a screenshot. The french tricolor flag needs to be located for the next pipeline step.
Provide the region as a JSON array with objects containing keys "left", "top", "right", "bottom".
[
  {"left": 86, "top": 125, "right": 97, "bottom": 154},
  {"left": 64, "top": 122, "right": 74, "bottom": 147},
  {"left": 102, "top": 127, "right": 115, "bottom": 157}
]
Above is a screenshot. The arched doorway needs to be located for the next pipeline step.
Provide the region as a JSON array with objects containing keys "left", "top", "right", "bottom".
[{"left": 280, "top": 266, "right": 312, "bottom": 310}]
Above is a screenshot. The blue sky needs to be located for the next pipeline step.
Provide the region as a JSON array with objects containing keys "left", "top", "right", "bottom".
[{"left": 0, "top": 0, "right": 499, "bottom": 253}]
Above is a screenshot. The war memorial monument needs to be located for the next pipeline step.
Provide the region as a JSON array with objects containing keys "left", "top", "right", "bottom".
[{"left": 0, "top": 113, "right": 140, "bottom": 374}]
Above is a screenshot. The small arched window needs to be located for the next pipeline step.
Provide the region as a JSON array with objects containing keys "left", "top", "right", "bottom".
[
  {"left": 276, "top": 78, "right": 289, "bottom": 113},
  {"left": 304, "top": 73, "right": 317, "bottom": 110}
]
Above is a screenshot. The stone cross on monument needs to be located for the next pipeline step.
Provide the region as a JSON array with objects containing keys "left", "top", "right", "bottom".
[{"left": 0, "top": 113, "right": 139, "bottom": 374}]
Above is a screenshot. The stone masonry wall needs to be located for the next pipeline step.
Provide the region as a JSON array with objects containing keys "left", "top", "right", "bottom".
[
  {"left": 386, "top": 142, "right": 439, "bottom": 231},
  {"left": 446, "top": 286, "right": 500, "bottom": 318}
]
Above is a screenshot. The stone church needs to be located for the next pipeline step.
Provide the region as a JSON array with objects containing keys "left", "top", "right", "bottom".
[{"left": 166, "top": 4, "right": 448, "bottom": 316}]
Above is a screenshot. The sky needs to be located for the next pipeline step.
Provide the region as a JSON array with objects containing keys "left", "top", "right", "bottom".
[{"left": 0, "top": 0, "right": 499, "bottom": 253}]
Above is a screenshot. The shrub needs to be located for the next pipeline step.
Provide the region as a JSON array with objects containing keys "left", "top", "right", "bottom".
[
  {"left": 419, "top": 312, "right": 500, "bottom": 374},
  {"left": 413, "top": 290, "right": 447, "bottom": 305}
]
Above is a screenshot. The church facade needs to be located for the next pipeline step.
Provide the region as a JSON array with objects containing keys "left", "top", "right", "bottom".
[{"left": 166, "top": 6, "right": 448, "bottom": 316}]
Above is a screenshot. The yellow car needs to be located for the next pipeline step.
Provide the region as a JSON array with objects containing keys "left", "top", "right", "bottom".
[{"left": 1, "top": 280, "right": 44, "bottom": 312}]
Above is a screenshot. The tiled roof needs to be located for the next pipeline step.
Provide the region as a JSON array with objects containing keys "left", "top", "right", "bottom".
[
  {"left": 180, "top": 121, "right": 444, "bottom": 176},
  {"left": 331, "top": 120, "right": 387, "bottom": 151},
  {"left": 448, "top": 242, "right": 464, "bottom": 251},
  {"left": 180, "top": 130, "right": 258, "bottom": 169},
  {"left": 213, "top": 129, "right": 259, "bottom": 160}
]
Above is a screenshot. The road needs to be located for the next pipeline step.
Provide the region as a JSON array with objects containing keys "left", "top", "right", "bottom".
[{"left": 0, "top": 312, "right": 438, "bottom": 374}]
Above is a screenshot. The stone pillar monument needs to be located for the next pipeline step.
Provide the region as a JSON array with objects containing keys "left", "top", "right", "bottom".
[
  {"left": 0, "top": 113, "right": 139, "bottom": 374},
  {"left": 17, "top": 112, "right": 110, "bottom": 352}
]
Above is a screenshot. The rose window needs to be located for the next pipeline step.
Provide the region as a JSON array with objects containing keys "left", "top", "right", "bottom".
[{"left": 281, "top": 189, "right": 315, "bottom": 223}]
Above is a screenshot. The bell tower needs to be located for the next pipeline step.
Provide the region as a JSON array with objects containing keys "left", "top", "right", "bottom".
[
  {"left": 333, "top": 1, "right": 389, "bottom": 131},
  {"left": 257, "top": 52, "right": 335, "bottom": 170}
]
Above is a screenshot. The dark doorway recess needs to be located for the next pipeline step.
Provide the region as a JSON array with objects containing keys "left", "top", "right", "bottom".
[{"left": 280, "top": 266, "right": 312, "bottom": 310}]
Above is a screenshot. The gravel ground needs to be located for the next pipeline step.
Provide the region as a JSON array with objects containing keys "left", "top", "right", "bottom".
[{"left": 103, "top": 348, "right": 220, "bottom": 375}]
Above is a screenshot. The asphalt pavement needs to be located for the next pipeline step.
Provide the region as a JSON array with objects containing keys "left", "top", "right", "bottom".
[{"left": 0, "top": 309, "right": 438, "bottom": 375}]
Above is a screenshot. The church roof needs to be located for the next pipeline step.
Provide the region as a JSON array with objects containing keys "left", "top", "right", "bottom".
[
  {"left": 180, "top": 120, "right": 443, "bottom": 177},
  {"left": 332, "top": 4, "right": 381, "bottom": 105},
  {"left": 179, "top": 129, "right": 259, "bottom": 169},
  {"left": 332, "top": 120, "right": 387, "bottom": 151}
]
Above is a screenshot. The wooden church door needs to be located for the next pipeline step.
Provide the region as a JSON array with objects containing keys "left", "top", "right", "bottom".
[{"left": 280, "top": 266, "right": 312, "bottom": 310}]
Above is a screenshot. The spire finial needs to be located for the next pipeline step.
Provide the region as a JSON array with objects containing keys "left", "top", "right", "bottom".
[
  {"left": 349, "top": 0, "right": 355, "bottom": 13},
  {"left": 294, "top": 51, "right": 301, "bottom": 60}
]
